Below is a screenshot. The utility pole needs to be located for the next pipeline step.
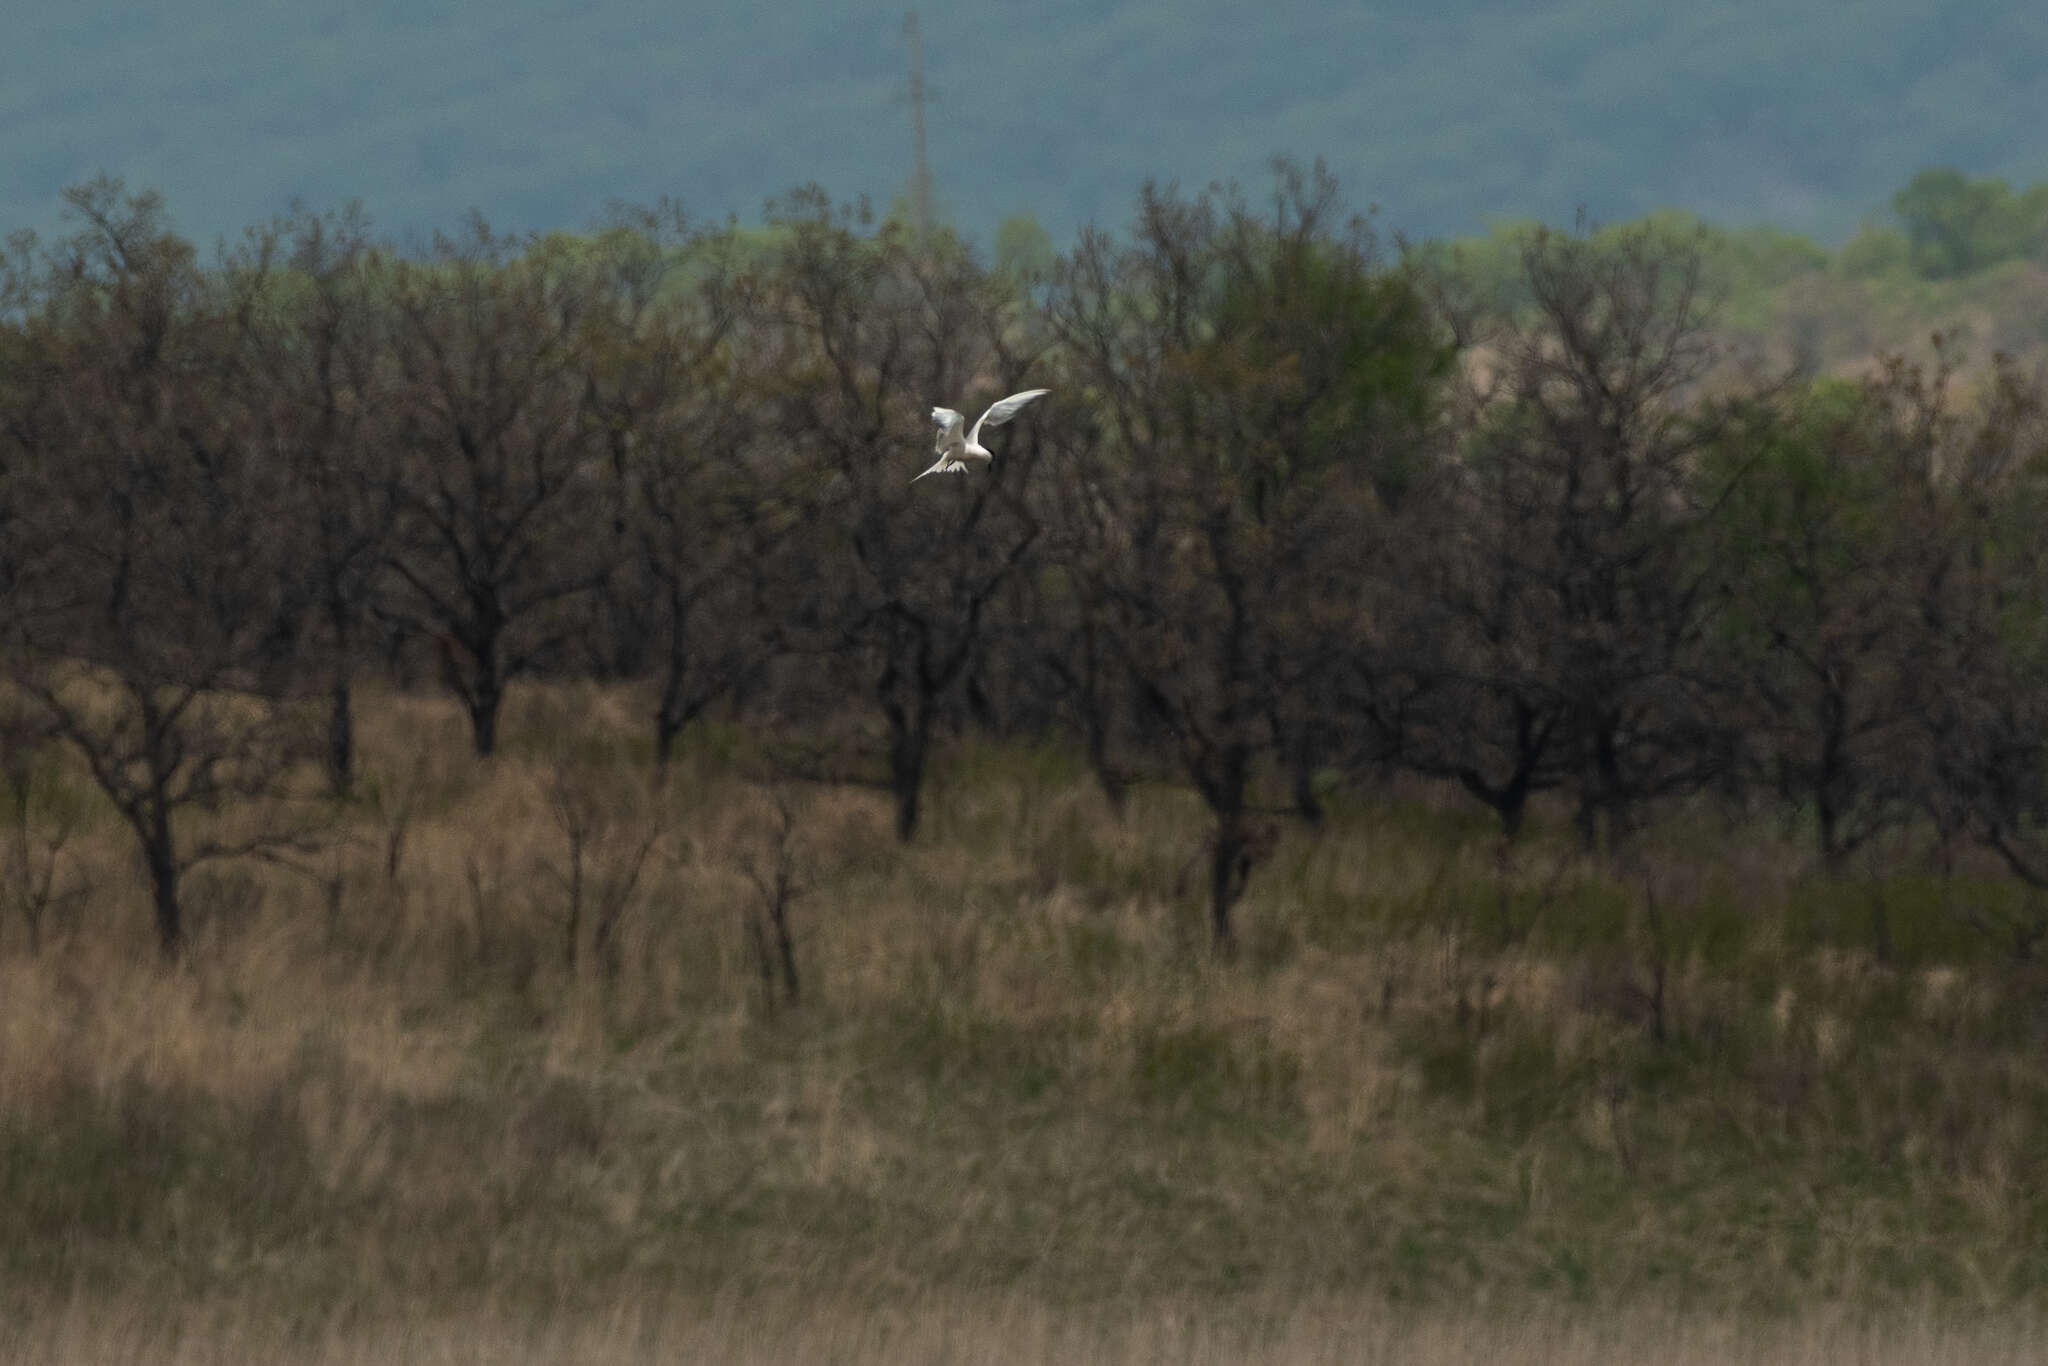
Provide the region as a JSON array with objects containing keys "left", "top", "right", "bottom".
[{"left": 904, "top": 10, "right": 933, "bottom": 248}]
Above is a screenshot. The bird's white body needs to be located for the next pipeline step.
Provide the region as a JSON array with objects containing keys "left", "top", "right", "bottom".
[{"left": 914, "top": 388, "right": 1049, "bottom": 481}]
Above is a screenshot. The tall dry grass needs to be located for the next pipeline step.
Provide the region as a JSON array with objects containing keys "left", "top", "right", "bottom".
[
  {"left": 6, "top": 1294, "right": 2043, "bottom": 1366},
  {"left": 2, "top": 681, "right": 2046, "bottom": 1333}
]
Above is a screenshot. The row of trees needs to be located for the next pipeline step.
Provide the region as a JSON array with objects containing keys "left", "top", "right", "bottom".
[{"left": 3, "top": 165, "right": 2047, "bottom": 955}]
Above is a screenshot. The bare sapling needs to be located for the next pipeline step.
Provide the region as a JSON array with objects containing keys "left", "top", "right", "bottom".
[
  {"left": 539, "top": 761, "right": 665, "bottom": 976},
  {"left": 0, "top": 704, "right": 90, "bottom": 954},
  {"left": 739, "top": 786, "right": 808, "bottom": 1011}
]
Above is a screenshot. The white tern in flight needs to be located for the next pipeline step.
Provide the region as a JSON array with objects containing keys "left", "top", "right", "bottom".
[{"left": 914, "top": 388, "right": 1049, "bottom": 481}]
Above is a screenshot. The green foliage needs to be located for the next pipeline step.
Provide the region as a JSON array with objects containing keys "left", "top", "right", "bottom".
[
  {"left": 1836, "top": 223, "right": 1911, "bottom": 280},
  {"left": 1891, "top": 167, "right": 2038, "bottom": 280},
  {"left": 1709, "top": 223, "right": 1831, "bottom": 293},
  {"left": 1420, "top": 167, "right": 2048, "bottom": 362},
  {"left": 1710, "top": 378, "right": 1889, "bottom": 587},
  {"left": 1138, "top": 164, "right": 1453, "bottom": 516},
  {"left": 1406, "top": 218, "right": 1545, "bottom": 318},
  {"left": 1420, "top": 209, "right": 1834, "bottom": 335},
  {"left": 994, "top": 211, "right": 1057, "bottom": 286},
  {"left": 1584, "top": 210, "right": 1830, "bottom": 322}
]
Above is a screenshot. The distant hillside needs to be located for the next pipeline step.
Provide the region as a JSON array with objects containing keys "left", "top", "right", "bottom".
[
  {"left": 4, "top": 1, "right": 2046, "bottom": 249},
  {"left": 1424, "top": 169, "right": 2048, "bottom": 377}
]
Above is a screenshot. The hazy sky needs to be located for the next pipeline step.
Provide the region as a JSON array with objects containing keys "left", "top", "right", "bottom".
[{"left": 5, "top": 2, "right": 2045, "bottom": 251}]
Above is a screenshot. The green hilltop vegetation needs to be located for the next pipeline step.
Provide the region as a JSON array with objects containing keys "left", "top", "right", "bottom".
[
  {"left": 548, "top": 162, "right": 2048, "bottom": 379},
  {"left": 569, "top": 162, "right": 2048, "bottom": 385},
  {"left": 1418, "top": 165, "right": 2048, "bottom": 373}
]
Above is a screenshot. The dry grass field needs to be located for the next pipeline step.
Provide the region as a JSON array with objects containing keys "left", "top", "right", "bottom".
[
  {"left": 3, "top": 682, "right": 2046, "bottom": 1359},
  {"left": 7, "top": 1293, "right": 2044, "bottom": 1366}
]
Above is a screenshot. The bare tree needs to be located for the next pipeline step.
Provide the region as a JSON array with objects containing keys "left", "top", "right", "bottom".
[
  {"left": 1709, "top": 365, "right": 1950, "bottom": 875},
  {"left": 739, "top": 786, "right": 808, "bottom": 1010},
  {"left": 1046, "top": 163, "right": 1446, "bottom": 945},
  {"left": 1409, "top": 221, "right": 1741, "bottom": 849},
  {"left": 768, "top": 191, "right": 1046, "bottom": 840},
  {"left": 380, "top": 219, "right": 611, "bottom": 757},
  {"left": 537, "top": 760, "right": 663, "bottom": 973},
  {"left": 1895, "top": 351, "right": 2048, "bottom": 948},
  {"left": 0, "top": 180, "right": 322, "bottom": 956},
  {"left": 1005, "top": 506, "right": 1146, "bottom": 814},
  {"left": 577, "top": 207, "right": 791, "bottom": 778},
  {"left": 243, "top": 202, "right": 393, "bottom": 795},
  {"left": 0, "top": 701, "right": 90, "bottom": 953}
]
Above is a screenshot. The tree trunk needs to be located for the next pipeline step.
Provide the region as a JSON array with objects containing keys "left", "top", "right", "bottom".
[
  {"left": 441, "top": 629, "right": 504, "bottom": 759},
  {"left": 890, "top": 713, "right": 930, "bottom": 842},
  {"left": 325, "top": 599, "right": 357, "bottom": 797},
  {"left": 1868, "top": 879, "right": 1894, "bottom": 965},
  {"left": 469, "top": 693, "right": 500, "bottom": 758},
  {"left": 1208, "top": 820, "right": 1246, "bottom": 952},
  {"left": 142, "top": 811, "right": 182, "bottom": 960},
  {"left": 768, "top": 898, "right": 800, "bottom": 1005},
  {"left": 1574, "top": 797, "right": 1598, "bottom": 852},
  {"left": 1068, "top": 619, "right": 1130, "bottom": 817},
  {"left": 1461, "top": 763, "right": 1533, "bottom": 842},
  {"left": 1272, "top": 701, "right": 1324, "bottom": 829},
  {"left": 1500, "top": 787, "right": 1528, "bottom": 842},
  {"left": 1817, "top": 794, "right": 1844, "bottom": 876},
  {"left": 1576, "top": 722, "right": 1630, "bottom": 855},
  {"left": 652, "top": 718, "right": 680, "bottom": 785},
  {"left": 1093, "top": 759, "right": 1130, "bottom": 819},
  {"left": 1290, "top": 749, "right": 1324, "bottom": 829},
  {"left": 1081, "top": 699, "right": 1128, "bottom": 818},
  {"left": 651, "top": 597, "right": 691, "bottom": 786},
  {"left": 1202, "top": 741, "right": 1253, "bottom": 951},
  {"left": 328, "top": 668, "right": 355, "bottom": 798}
]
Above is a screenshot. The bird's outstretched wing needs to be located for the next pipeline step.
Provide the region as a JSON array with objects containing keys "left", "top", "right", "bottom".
[
  {"left": 931, "top": 407, "right": 967, "bottom": 459},
  {"left": 967, "top": 389, "right": 1050, "bottom": 447}
]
